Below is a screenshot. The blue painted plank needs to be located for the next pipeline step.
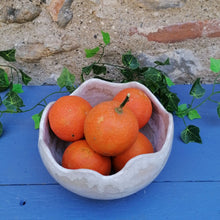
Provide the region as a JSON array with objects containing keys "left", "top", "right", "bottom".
[
  {"left": 157, "top": 84, "right": 220, "bottom": 181},
  {"left": 0, "top": 86, "right": 66, "bottom": 185},
  {"left": 0, "top": 182, "right": 219, "bottom": 219},
  {"left": 0, "top": 85, "right": 219, "bottom": 185}
]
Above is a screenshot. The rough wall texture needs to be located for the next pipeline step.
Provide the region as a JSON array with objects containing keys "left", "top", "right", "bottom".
[{"left": 0, "top": 0, "right": 219, "bottom": 85}]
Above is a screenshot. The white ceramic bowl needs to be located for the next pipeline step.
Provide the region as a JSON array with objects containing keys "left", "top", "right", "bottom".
[{"left": 38, "top": 79, "right": 174, "bottom": 200}]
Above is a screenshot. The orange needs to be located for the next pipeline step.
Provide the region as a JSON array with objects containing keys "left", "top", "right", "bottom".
[
  {"left": 112, "top": 132, "right": 154, "bottom": 172},
  {"left": 48, "top": 95, "right": 92, "bottom": 142},
  {"left": 113, "top": 88, "right": 152, "bottom": 128},
  {"left": 84, "top": 94, "right": 139, "bottom": 156},
  {"left": 62, "top": 140, "right": 111, "bottom": 175}
]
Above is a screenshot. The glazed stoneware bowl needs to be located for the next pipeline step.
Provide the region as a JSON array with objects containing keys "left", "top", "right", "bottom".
[{"left": 38, "top": 79, "right": 174, "bottom": 200}]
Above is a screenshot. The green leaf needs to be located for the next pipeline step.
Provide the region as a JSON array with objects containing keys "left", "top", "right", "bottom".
[
  {"left": 165, "top": 76, "right": 175, "bottom": 87},
  {"left": 0, "top": 96, "right": 2, "bottom": 106},
  {"left": 2, "top": 91, "right": 24, "bottom": 111},
  {"left": 181, "top": 125, "right": 202, "bottom": 144},
  {"left": 121, "top": 69, "right": 135, "bottom": 81},
  {"left": 217, "top": 103, "right": 220, "bottom": 118},
  {"left": 122, "top": 52, "right": 139, "bottom": 70},
  {"left": 190, "top": 78, "right": 205, "bottom": 99},
  {"left": 144, "top": 68, "right": 162, "bottom": 90},
  {"left": 85, "top": 47, "right": 100, "bottom": 58},
  {"left": 143, "top": 67, "right": 180, "bottom": 112},
  {"left": 154, "top": 58, "right": 170, "bottom": 66},
  {"left": 32, "top": 110, "right": 43, "bottom": 129},
  {"left": 101, "top": 31, "right": 110, "bottom": 45},
  {"left": 57, "top": 67, "right": 75, "bottom": 93},
  {"left": 163, "top": 91, "right": 180, "bottom": 113},
  {"left": 187, "top": 109, "right": 201, "bottom": 120},
  {"left": 19, "top": 69, "right": 32, "bottom": 85},
  {"left": 176, "top": 104, "right": 188, "bottom": 118},
  {"left": 144, "top": 67, "right": 162, "bottom": 82},
  {"left": 93, "top": 65, "right": 107, "bottom": 75},
  {"left": 82, "top": 63, "right": 95, "bottom": 75},
  {"left": 0, "top": 68, "right": 10, "bottom": 92},
  {"left": 210, "top": 58, "right": 220, "bottom": 73},
  {"left": 0, "top": 121, "right": 3, "bottom": 137},
  {"left": 0, "top": 49, "right": 16, "bottom": 62},
  {"left": 81, "top": 63, "right": 96, "bottom": 82},
  {"left": 12, "top": 83, "right": 24, "bottom": 94}
]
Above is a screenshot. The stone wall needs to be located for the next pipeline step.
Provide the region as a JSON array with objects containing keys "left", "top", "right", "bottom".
[{"left": 0, "top": 0, "right": 219, "bottom": 85}]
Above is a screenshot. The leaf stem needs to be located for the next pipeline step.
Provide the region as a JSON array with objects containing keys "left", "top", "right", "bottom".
[
  {"left": 0, "top": 64, "right": 21, "bottom": 84},
  {"left": 193, "top": 91, "right": 220, "bottom": 110},
  {"left": 212, "top": 73, "right": 220, "bottom": 93},
  {"left": 0, "top": 90, "right": 68, "bottom": 115},
  {"left": 97, "top": 45, "right": 105, "bottom": 64},
  {"left": 189, "top": 96, "right": 195, "bottom": 108},
  {"left": 182, "top": 116, "right": 187, "bottom": 127}
]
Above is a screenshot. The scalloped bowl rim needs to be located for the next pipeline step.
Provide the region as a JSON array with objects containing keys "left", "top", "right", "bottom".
[{"left": 38, "top": 79, "right": 174, "bottom": 200}]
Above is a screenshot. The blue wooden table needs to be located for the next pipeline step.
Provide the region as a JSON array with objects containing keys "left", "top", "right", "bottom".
[{"left": 0, "top": 84, "right": 220, "bottom": 219}]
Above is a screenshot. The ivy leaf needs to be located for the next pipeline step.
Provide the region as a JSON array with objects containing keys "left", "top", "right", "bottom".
[
  {"left": 144, "top": 67, "right": 162, "bottom": 93},
  {"left": 188, "top": 109, "right": 201, "bottom": 120},
  {"left": 2, "top": 91, "right": 24, "bottom": 111},
  {"left": 122, "top": 52, "right": 139, "bottom": 70},
  {"left": 165, "top": 76, "right": 175, "bottom": 87},
  {"left": 0, "top": 68, "right": 10, "bottom": 92},
  {"left": 210, "top": 58, "right": 220, "bottom": 73},
  {"left": 19, "top": 69, "right": 32, "bottom": 85},
  {"left": 101, "top": 31, "right": 110, "bottom": 45},
  {"left": 181, "top": 125, "right": 202, "bottom": 144},
  {"left": 176, "top": 104, "right": 188, "bottom": 118},
  {"left": 0, "top": 121, "right": 3, "bottom": 137},
  {"left": 144, "top": 67, "right": 162, "bottom": 82},
  {"left": 81, "top": 63, "right": 96, "bottom": 82},
  {"left": 163, "top": 91, "right": 180, "bottom": 113},
  {"left": 154, "top": 58, "right": 170, "bottom": 66},
  {"left": 12, "top": 83, "right": 24, "bottom": 94},
  {"left": 143, "top": 67, "right": 179, "bottom": 112},
  {"left": 82, "top": 63, "right": 95, "bottom": 75},
  {"left": 121, "top": 69, "right": 135, "bottom": 81},
  {"left": 57, "top": 67, "right": 75, "bottom": 93},
  {"left": 93, "top": 65, "right": 107, "bottom": 75},
  {"left": 217, "top": 103, "right": 220, "bottom": 118},
  {"left": 85, "top": 47, "right": 100, "bottom": 58},
  {"left": 0, "top": 49, "right": 16, "bottom": 62},
  {"left": 32, "top": 110, "right": 43, "bottom": 129},
  {"left": 190, "top": 78, "right": 205, "bottom": 99}
]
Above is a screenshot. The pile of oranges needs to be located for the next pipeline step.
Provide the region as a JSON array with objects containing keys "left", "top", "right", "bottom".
[{"left": 48, "top": 87, "right": 154, "bottom": 176}]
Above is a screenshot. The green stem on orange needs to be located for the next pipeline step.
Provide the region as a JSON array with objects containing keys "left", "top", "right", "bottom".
[{"left": 115, "top": 93, "right": 130, "bottom": 114}]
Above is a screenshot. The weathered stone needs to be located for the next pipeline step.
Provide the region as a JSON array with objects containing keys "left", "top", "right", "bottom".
[
  {"left": 138, "top": 49, "right": 204, "bottom": 84},
  {"left": 130, "top": 20, "right": 220, "bottom": 43},
  {"left": 92, "top": 0, "right": 121, "bottom": 19},
  {"left": 16, "top": 43, "right": 46, "bottom": 62},
  {"left": 47, "top": 0, "right": 74, "bottom": 28},
  {"left": 47, "top": 0, "right": 65, "bottom": 22},
  {"left": 57, "top": 0, "right": 74, "bottom": 27},
  {"left": 126, "top": 0, "right": 186, "bottom": 10},
  {"left": 147, "top": 21, "right": 204, "bottom": 43},
  {"left": 0, "top": 0, "right": 219, "bottom": 85},
  {"left": 0, "top": 3, "right": 42, "bottom": 23},
  {"left": 202, "top": 20, "right": 220, "bottom": 38},
  {"left": 15, "top": 40, "right": 79, "bottom": 62}
]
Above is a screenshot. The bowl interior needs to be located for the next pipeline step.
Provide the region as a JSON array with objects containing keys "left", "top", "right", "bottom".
[
  {"left": 42, "top": 79, "right": 170, "bottom": 169},
  {"left": 39, "top": 79, "right": 173, "bottom": 199}
]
